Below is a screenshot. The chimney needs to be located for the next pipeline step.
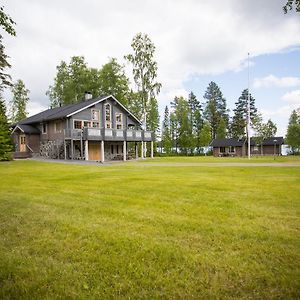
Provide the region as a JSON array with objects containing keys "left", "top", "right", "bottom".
[{"left": 84, "top": 91, "right": 93, "bottom": 101}]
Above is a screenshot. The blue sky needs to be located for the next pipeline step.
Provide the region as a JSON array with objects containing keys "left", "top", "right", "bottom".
[{"left": 3, "top": 0, "right": 300, "bottom": 137}]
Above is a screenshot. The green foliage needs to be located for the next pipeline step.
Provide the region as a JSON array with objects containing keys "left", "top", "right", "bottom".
[
  {"left": 216, "top": 117, "right": 227, "bottom": 139},
  {"left": 161, "top": 106, "right": 172, "bottom": 154},
  {"left": 0, "top": 6, "right": 16, "bottom": 36},
  {"left": 199, "top": 121, "right": 212, "bottom": 149},
  {"left": 0, "top": 95, "right": 12, "bottom": 160},
  {"left": 230, "top": 89, "right": 258, "bottom": 138},
  {"left": 285, "top": 109, "right": 300, "bottom": 153},
  {"left": 1, "top": 160, "right": 299, "bottom": 298},
  {"left": 10, "top": 79, "right": 30, "bottom": 123},
  {"left": 125, "top": 33, "right": 161, "bottom": 131},
  {"left": 283, "top": 0, "right": 300, "bottom": 13},
  {"left": 203, "top": 82, "right": 229, "bottom": 139}
]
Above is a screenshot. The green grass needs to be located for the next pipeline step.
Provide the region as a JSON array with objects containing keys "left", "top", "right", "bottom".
[{"left": 0, "top": 160, "right": 299, "bottom": 299}]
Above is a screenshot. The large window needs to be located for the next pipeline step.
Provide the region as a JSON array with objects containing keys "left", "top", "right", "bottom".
[
  {"left": 116, "top": 113, "right": 123, "bottom": 130},
  {"left": 105, "top": 104, "right": 111, "bottom": 128},
  {"left": 220, "top": 147, "right": 226, "bottom": 153},
  {"left": 74, "top": 120, "right": 82, "bottom": 129},
  {"left": 228, "top": 146, "right": 235, "bottom": 153},
  {"left": 91, "top": 109, "right": 100, "bottom": 121},
  {"left": 55, "top": 121, "right": 62, "bottom": 133}
]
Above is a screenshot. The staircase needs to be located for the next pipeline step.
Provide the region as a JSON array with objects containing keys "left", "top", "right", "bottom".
[{"left": 13, "top": 151, "right": 32, "bottom": 159}]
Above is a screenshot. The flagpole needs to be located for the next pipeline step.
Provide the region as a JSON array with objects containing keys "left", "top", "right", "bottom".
[{"left": 247, "top": 53, "right": 251, "bottom": 160}]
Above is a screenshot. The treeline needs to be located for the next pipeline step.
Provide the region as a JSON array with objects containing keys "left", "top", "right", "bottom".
[{"left": 161, "top": 82, "right": 277, "bottom": 155}]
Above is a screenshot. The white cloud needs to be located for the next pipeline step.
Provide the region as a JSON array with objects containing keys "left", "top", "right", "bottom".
[
  {"left": 281, "top": 90, "right": 300, "bottom": 104},
  {"left": 254, "top": 75, "right": 300, "bottom": 88}
]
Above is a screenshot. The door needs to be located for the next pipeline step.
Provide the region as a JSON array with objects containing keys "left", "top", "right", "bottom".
[
  {"left": 19, "top": 135, "right": 26, "bottom": 152},
  {"left": 88, "top": 143, "right": 101, "bottom": 161}
]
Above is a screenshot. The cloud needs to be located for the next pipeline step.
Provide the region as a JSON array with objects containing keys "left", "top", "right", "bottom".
[
  {"left": 254, "top": 75, "right": 300, "bottom": 88},
  {"left": 281, "top": 90, "right": 300, "bottom": 104}
]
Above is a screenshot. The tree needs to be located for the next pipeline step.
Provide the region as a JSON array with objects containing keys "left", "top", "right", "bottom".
[
  {"left": 283, "top": 0, "right": 300, "bottom": 13},
  {"left": 98, "top": 58, "right": 130, "bottom": 106},
  {"left": 203, "top": 82, "right": 229, "bottom": 140},
  {"left": 10, "top": 80, "right": 30, "bottom": 123},
  {"left": 0, "top": 93, "right": 13, "bottom": 160},
  {"left": 253, "top": 116, "right": 277, "bottom": 155},
  {"left": 161, "top": 106, "right": 172, "bottom": 154},
  {"left": 199, "top": 121, "right": 212, "bottom": 155},
  {"left": 230, "top": 89, "right": 258, "bottom": 138},
  {"left": 285, "top": 109, "right": 300, "bottom": 154},
  {"left": 0, "top": 5, "right": 16, "bottom": 90},
  {"left": 125, "top": 33, "right": 161, "bottom": 131},
  {"left": 216, "top": 117, "right": 226, "bottom": 139}
]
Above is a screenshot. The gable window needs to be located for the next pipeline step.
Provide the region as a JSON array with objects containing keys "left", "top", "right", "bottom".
[
  {"left": 228, "top": 146, "right": 235, "bottom": 153},
  {"left": 105, "top": 103, "right": 111, "bottom": 128},
  {"left": 116, "top": 113, "right": 123, "bottom": 130},
  {"left": 74, "top": 120, "right": 82, "bottom": 129},
  {"left": 91, "top": 109, "right": 100, "bottom": 121},
  {"left": 220, "top": 147, "right": 226, "bottom": 153},
  {"left": 42, "top": 123, "right": 47, "bottom": 134},
  {"left": 55, "top": 121, "right": 62, "bottom": 133}
]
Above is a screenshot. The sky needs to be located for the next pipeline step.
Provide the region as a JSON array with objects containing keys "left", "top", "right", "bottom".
[{"left": 2, "top": 0, "right": 300, "bottom": 136}]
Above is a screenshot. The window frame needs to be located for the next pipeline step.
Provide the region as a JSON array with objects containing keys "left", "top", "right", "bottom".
[
  {"left": 54, "top": 121, "right": 62, "bottom": 133},
  {"left": 91, "top": 109, "right": 100, "bottom": 121},
  {"left": 42, "top": 123, "right": 47, "bottom": 134},
  {"left": 73, "top": 120, "right": 83, "bottom": 129},
  {"left": 105, "top": 103, "right": 111, "bottom": 128},
  {"left": 116, "top": 113, "right": 123, "bottom": 130}
]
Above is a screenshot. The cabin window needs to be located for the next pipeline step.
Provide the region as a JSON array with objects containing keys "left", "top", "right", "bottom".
[
  {"left": 105, "top": 104, "right": 111, "bottom": 128},
  {"left": 116, "top": 113, "right": 123, "bottom": 130},
  {"left": 20, "top": 136, "right": 26, "bottom": 144},
  {"left": 83, "top": 121, "right": 91, "bottom": 128},
  {"left": 42, "top": 123, "right": 47, "bottom": 134},
  {"left": 253, "top": 146, "right": 259, "bottom": 151},
  {"left": 91, "top": 109, "right": 100, "bottom": 121},
  {"left": 228, "top": 146, "right": 235, "bottom": 153},
  {"left": 220, "top": 147, "right": 226, "bottom": 153},
  {"left": 111, "top": 145, "right": 114, "bottom": 154},
  {"left": 92, "top": 122, "right": 100, "bottom": 128},
  {"left": 55, "top": 121, "right": 62, "bottom": 133},
  {"left": 74, "top": 120, "right": 82, "bottom": 129}
]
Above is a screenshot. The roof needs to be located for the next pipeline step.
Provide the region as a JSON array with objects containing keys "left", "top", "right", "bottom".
[
  {"left": 17, "top": 95, "right": 142, "bottom": 125},
  {"left": 210, "top": 137, "right": 284, "bottom": 147},
  {"left": 12, "top": 124, "right": 40, "bottom": 134}
]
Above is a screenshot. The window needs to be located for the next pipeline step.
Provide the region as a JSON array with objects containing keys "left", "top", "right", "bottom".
[
  {"left": 111, "top": 145, "right": 114, "bottom": 154},
  {"left": 220, "top": 147, "right": 226, "bottom": 153},
  {"left": 253, "top": 146, "right": 259, "bottom": 152},
  {"left": 74, "top": 120, "right": 82, "bottom": 129},
  {"left": 20, "top": 136, "right": 26, "bottom": 144},
  {"left": 228, "top": 146, "right": 235, "bottom": 153},
  {"left": 91, "top": 109, "right": 100, "bottom": 121},
  {"left": 92, "top": 122, "right": 100, "bottom": 128},
  {"left": 55, "top": 121, "right": 62, "bottom": 133},
  {"left": 105, "top": 104, "right": 111, "bottom": 128},
  {"left": 42, "top": 123, "right": 47, "bottom": 134},
  {"left": 83, "top": 121, "right": 91, "bottom": 128},
  {"left": 116, "top": 113, "right": 123, "bottom": 130}
]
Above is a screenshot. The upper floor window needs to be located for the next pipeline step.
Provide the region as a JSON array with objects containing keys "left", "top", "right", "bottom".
[
  {"left": 105, "top": 103, "right": 111, "bottom": 128},
  {"left": 116, "top": 113, "right": 123, "bottom": 130},
  {"left": 91, "top": 109, "right": 100, "bottom": 121},
  {"left": 83, "top": 121, "right": 91, "bottom": 128},
  {"left": 74, "top": 120, "right": 82, "bottom": 129},
  {"left": 42, "top": 123, "right": 47, "bottom": 134},
  {"left": 55, "top": 121, "right": 62, "bottom": 133}
]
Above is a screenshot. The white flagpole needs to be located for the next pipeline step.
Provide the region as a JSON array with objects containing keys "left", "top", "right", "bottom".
[{"left": 247, "top": 53, "right": 251, "bottom": 160}]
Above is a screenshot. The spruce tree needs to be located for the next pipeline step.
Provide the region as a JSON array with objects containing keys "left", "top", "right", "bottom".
[
  {"left": 216, "top": 117, "right": 226, "bottom": 139},
  {"left": 0, "top": 94, "right": 13, "bottom": 160},
  {"left": 286, "top": 109, "right": 300, "bottom": 154},
  {"left": 162, "top": 106, "right": 172, "bottom": 154},
  {"left": 203, "top": 82, "right": 229, "bottom": 139},
  {"left": 199, "top": 121, "right": 212, "bottom": 155},
  {"left": 10, "top": 79, "right": 30, "bottom": 123},
  {"left": 230, "top": 89, "right": 258, "bottom": 138}
]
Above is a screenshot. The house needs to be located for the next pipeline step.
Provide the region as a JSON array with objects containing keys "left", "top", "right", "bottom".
[
  {"left": 12, "top": 94, "right": 154, "bottom": 162},
  {"left": 210, "top": 137, "right": 284, "bottom": 157}
]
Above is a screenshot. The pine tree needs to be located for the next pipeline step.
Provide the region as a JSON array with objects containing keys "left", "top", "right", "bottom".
[
  {"left": 286, "top": 109, "right": 300, "bottom": 154},
  {"left": 0, "top": 94, "right": 13, "bottom": 160},
  {"left": 216, "top": 117, "right": 226, "bottom": 138},
  {"left": 162, "top": 106, "right": 172, "bottom": 154},
  {"left": 199, "top": 121, "right": 212, "bottom": 155},
  {"left": 10, "top": 79, "right": 29, "bottom": 123},
  {"left": 230, "top": 89, "right": 258, "bottom": 138},
  {"left": 203, "top": 82, "right": 229, "bottom": 139}
]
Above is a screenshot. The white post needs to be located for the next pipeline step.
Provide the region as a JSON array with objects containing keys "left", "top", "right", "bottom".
[
  {"left": 85, "top": 140, "right": 89, "bottom": 161},
  {"left": 64, "top": 139, "right": 67, "bottom": 160},
  {"left": 101, "top": 140, "right": 105, "bottom": 163},
  {"left": 123, "top": 141, "right": 126, "bottom": 161},
  {"left": 135, "top": 142, "right": 138, "bottom": 160},
  {"left": 141, "top": 141, "right": 144, "bottom": 159},
  {"left": 150, "top": 141, "right": 154, "bottom": 159},
  {"left": 247, "top": 52, "right": 251, "bottom": 160},
  {"left": 71, "top": 139, "right": 74, "bottom": 160}
]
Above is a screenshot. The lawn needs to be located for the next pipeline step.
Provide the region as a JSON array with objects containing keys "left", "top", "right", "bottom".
[{"left": 0, "top": 159, "right": 299, "bottom": 299}]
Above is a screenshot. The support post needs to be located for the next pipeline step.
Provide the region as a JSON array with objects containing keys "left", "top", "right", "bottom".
[
  {"left": 151, "top": 141, "right": 154, "bottom": 159},
  {"left": 64, "top": 139, "right": 67, "bottom": 160},
  {"left": 85, "top": 140, "right": 89, "bottom": 161},
  {"left": 123, "top": 141, "right": 126, "bottom": 161},
  {"left": 101, "top": 140, "right": 105, "bottom": 163},
  {"left": 135, "top": 142, "right": 138, "bottom": 160},
  {"left": 141, "top": 141, "right": 144, "bottom": 159},
  {"left": 71, "top": 139, "right": 74, "bottom": 160},
  {"left": 80, "top": 136, "right": 83, "bottom": 160}
]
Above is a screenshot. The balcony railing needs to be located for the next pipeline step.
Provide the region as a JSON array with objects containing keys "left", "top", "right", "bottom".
[{"left": 65, "top": 128, "right": 154, "bottom": 141}]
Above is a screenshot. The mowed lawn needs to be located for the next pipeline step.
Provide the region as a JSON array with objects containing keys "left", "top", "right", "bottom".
[{"left": 0, "top": 159, "right": 299, "bottom": 299}]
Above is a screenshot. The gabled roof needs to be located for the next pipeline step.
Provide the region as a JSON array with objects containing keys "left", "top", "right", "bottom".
[
  {"left": 12, "top": 124, "right": 40, "bottom": 134},
  {"left": 17, "top": 95, "right": 142, "bottom": 125},
  {"left": 210, "top": 137, "right": 284, "bottom": 147}
]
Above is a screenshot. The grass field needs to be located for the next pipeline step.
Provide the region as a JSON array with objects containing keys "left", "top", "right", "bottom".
[{"left": 0, "top": 158, "right": 300, "bottom": 299}]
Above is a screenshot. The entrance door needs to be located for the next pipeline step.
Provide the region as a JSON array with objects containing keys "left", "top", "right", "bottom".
[
  {"left": 19, "top": 135, "right": 26, "bottom": 152},
  {"left": 88, "top": 143, "right": 101, "bottom": 161}
]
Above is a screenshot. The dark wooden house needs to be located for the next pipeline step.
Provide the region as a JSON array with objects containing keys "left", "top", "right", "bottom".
[
  {"left": 210, "top": 137, "right": 284, "bottom": 157},
  {"left": 12, "top": 95, "right": 154, "bottom": 161}
]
